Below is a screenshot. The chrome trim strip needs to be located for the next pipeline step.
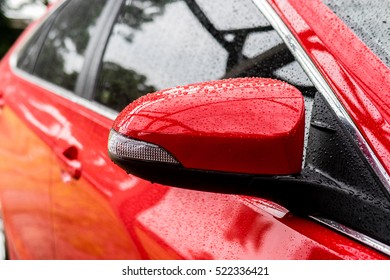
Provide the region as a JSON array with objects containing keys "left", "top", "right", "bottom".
[
  {"left": 9, "top": 0, "right": 118, "bottom": 121},
  {"left": 252, "top": 0, "right": 390, "bottom": 256},
  {"left": 252, "top": 0, "right": 390, "bottom": 195},
  {"left": 311, "top": 216, "right": 390, "bottom": 256}
]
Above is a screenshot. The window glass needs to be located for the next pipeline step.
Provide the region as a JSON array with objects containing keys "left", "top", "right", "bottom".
[
  {"left": 196, "top": 0, "right": 269, "bottom": 30},
  {"left": 95, "top": 0, "right": 315, "bottom": 112},
  {"left": 33, "top": 0, "right": 107, "bottom": 91},
  {"left": 242, "top": 30, "right": 283, "bottom": 58},
  {"left": 95, "top": 0, "right": 228, "bottom": 111},
  {"left": 17, "top": 19, "right": 52, "bottom": 73}
]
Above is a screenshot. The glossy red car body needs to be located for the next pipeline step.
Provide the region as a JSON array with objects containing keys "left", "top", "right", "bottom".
[
  {"left": 112, "top": 78, "right": 305, "bottom": 175},
  {"left": 0, "top": 0, "right": 389, "bottom": 259},
  {"left": 270, "top": 0, "right": 390, "bottom": 176}
]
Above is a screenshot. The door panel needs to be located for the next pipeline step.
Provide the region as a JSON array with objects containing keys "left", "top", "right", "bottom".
[
  {"left": 50, "top": 98, "right": 140, "bottom": 259},
  {"left": 0, "top": 74, "right": 57, "bottom": 259},
  {"left": 50, "top": 168, "right": 141, "bottom": 259}
]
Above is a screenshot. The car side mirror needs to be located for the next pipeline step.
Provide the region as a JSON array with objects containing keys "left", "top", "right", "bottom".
[
  {"left": 107, "top": 79, "right": 390, "bottom": 251},
  {"left": 108, "top": 78, "right": 304, "bottom": 192}
]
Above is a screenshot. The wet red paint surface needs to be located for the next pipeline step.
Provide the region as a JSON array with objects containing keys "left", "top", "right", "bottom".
[
  {"left": 270, "top": 0, "right": 390, "bottom": 176},
  {"left": 113, "top": 78, "right": 305, "bottom": 175}
]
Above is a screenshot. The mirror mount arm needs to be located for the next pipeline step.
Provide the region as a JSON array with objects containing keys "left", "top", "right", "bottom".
[
  {"left": 112, "top": 153, "right": 338, "bottom": 203},
  {"left": 250, "top": 168, "right": 390, "bottom": 247},
  {"left": 112, "top": 153, "right": 337, "bottom": 211}
]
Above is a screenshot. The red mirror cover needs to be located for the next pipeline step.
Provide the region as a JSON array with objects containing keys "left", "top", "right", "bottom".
[{"left": 113, "top": 78, "right": 305, "bottom": 175}]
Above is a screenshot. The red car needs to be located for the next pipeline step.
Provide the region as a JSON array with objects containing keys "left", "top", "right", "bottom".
[{"left": 0, "top": 0, "right": 389, "bottom": 260}]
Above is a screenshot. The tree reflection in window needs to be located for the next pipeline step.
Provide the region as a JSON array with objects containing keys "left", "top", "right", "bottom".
[
  {"left": 33, "top": 0, "right": 107, "bottom": 92},
  {"left": 94, "top": 0, "right": 316, "bottom": 112},
  {"left": 98, "top": 62, "right": 156, "bottom": 111}
]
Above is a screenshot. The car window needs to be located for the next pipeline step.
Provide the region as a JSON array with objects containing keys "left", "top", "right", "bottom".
[
  {"left": 16, "top": 18, "right": 53, "bottom": 73},
  {"left": 94, "top": 0, "right": 316, "bottom": 112},
  {"left": 94, "top": 0, "right": 228, "bottom": 111},
  {"left": 30, "top": 0, "right": 107, "bottom": 92}
]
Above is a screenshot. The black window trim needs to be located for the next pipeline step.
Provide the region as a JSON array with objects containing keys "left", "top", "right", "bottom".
[{"left": 75, "top": 0, "right": 124, "bottom": 100}]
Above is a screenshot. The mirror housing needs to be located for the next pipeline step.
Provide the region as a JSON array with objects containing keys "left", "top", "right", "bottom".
[{"left": 109, "top": 78, "right": 304, "bottom": 187}]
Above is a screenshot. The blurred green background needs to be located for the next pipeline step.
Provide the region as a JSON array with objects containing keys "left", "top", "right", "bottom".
[
  {"left": 0, "top": 0, "right": 22, "bottom": 58},
  {"left": 0, "top": 0, "right": 49, "bottom": 58}
]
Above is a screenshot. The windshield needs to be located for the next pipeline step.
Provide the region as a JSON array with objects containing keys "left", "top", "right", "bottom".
[{"left": 323, "top": 0, "right": 390, "bottom": 68}]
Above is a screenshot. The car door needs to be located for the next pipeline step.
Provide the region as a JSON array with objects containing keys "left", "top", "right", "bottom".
[
  {"left": 0, "top": 0, "right": 137, "bottom": 259},
  {"left": 0, "top": 23, "right": 58, "bottom": 259},
  {"left": 0, "top": 80, "right": 55, "bottom": 259},
  {"left": 22, "top": 0, "right": 140, "bottom": 259}
]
